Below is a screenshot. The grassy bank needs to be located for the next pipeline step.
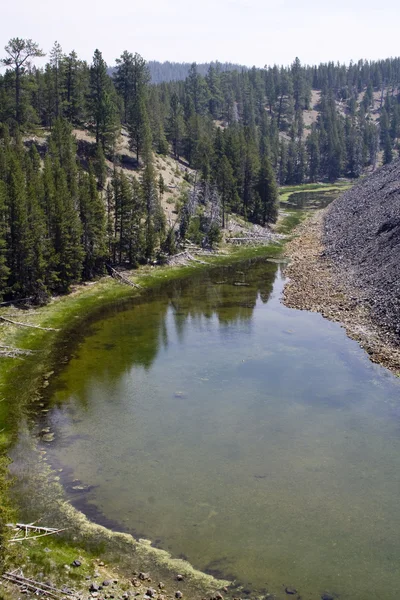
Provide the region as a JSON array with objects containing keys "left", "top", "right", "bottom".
[{"left": 278, "top": 181, "right": 352, "bottom": 202}]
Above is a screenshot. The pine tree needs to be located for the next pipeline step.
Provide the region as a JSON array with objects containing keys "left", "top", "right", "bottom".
[
  {"left": 79, "top": 165, "right": 107, "bottom": 278},
  {"left": 126, "top": 177, "right": 145, "bottom": 266},
  {"left": 141, "top": 157, "right": 162, "bottom": 260},
  {"left": 24, "top": 145, "right": 47, "bottom": 302},
  {"left": 105, "top": 182, "right": 115, "bottom": 259},
  {"left": 255, "top": 155, "right": 279, "bottom": 225},
  {"left": 1, "top": 38, "right": 45, "bottom": 124},
  {"left": 167, "top": 93, "right": 184, "bottom": 159},
  {"left": 62, "top": 51, "right": 87, "bottom": 125},
  {"left": 383, "top": 132, "right": 393, "bottom": 164},
  {"left": 307, "top": 126, "right": 320, "bottom": 182},
  {"left": 124, "top": 53, "right": 151, "bottom": 163},
  {"left": 0, "top": 181, "right": 10, "bottom": 299},
  {"left": 52, "top": 161, "right": 84, "bottom": 291},
  {"left": 114, "top": 51, "right": 136, "bottom": 124},
  {"left": 93, "top": 142, "right": 107, "bottom": 189},
  {"left": 49, "top": 41, "right": 64, "bottom": 120},
  {"left": 216, "top": 155, "right": 236, "bottom": 228},
  {"left": 88, "top": 49, "right": 118, "bottom": 151},
  {"left": 128, "top": 94, "right": 151, "bottom": 164}
]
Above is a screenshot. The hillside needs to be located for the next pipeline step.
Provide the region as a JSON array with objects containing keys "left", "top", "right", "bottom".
[
  {"left": 324, "top": 159, "right": 400, "bottom": 338},
  {"left": 146, "top": 60, "right": 248, "bottom": 83}
]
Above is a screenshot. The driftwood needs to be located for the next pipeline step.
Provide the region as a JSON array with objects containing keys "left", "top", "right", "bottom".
[
  {"left": 166, "top": 251, "right": 208, "bottom": 266},
  {"left": 7, "top": 523, "right": 66, "bottom": 542},
  {"left": 0, "top": 297, "right": 33, "bottom": 306},
  {"left": 2, "top": 570, "right": 78, "bottom": 599},
  {"left": 106, "top": 264, "right": 142, "bottom": 289},
  {"left": 0, "top": 344, "right": 34, "bottom": 357},
  {"left": 227, "top": 236, "right": 273, "bottom": 245},
  {"left": 0, "top": 316, "right": 59, "bottom": 331},
  {"left": 186, "top": 252, "right": 207, "bottom": 265}
]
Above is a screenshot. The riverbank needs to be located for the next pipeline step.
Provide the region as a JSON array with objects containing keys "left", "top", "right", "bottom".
[{"left": 282, "top": 210, "right": 400, "bottom": 376}]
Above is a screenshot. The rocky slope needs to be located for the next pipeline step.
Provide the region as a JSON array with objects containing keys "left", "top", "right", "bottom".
[{"left": 324, "top": 159, "right": 400, "bottom": 340}]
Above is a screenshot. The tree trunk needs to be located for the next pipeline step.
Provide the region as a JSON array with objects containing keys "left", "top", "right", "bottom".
[{"left": 15, "top": 65, "right": 21, "bottom": 123}]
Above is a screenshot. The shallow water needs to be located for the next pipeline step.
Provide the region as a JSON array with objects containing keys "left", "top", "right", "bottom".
[
  {"left": 283, "top": 189, "right": 341, "bottom": 210},
  {"left": 39, "top": 260, "right": 400, "bottom": 600}
]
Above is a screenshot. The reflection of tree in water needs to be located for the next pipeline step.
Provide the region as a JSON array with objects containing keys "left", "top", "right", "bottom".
[
  {"left": 49, "top": 259, "right": 277, "bottom": 408},
  {"left": 168, "top": 259, "right": 277, "bottom": 332}
]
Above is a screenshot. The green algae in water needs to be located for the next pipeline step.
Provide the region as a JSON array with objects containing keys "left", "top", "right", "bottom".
[{"left": 28, "top": 260, "right": 400, "bottom": 600}]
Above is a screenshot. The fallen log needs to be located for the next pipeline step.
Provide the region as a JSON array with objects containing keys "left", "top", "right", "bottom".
[
  {"left": 106, "top": 264, "right": 142, "bottom": 289},
  {"left": 186, "top": 252, "right": 207, "bottom": 265},
  {"left": 227, "top": 236, "right": 273, "bottom": 244},
  {"left": 2, "top": 571, "right": 78, "bottom": 599},
  {"left": 0, "top": 297, "right": 33, "bottom": 306},
  {"left": 7, "top": 523, "right": 66, "bottom": 542},
  {"left": 0, "top": 344, "right": 34, "bottom": 357},
  {"left": 0, "top": 316, "right": 59, "bottom": 331}
]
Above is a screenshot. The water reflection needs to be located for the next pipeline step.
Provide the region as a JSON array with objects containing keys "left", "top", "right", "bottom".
[
  {"left": 25, "top": 258, "right": 400, "bottom": 600},
  {"left": 283, "top": 190, "right": 340, "bottom": 210},
  {"left": 47, "top": 260, "right": 276, "bottom": 408}
]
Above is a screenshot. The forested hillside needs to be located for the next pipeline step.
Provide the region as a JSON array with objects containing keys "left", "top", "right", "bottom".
[
  {"left": 146, "top": 61, "right": 248, "bottom": 83},
  {"left": 1, "top": 37, "right": 400, "bottom": 304}
]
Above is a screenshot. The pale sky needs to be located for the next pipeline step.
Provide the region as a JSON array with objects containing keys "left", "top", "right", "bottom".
[{"left": 1, "top": 0, "right": 400, "bottom": 69}]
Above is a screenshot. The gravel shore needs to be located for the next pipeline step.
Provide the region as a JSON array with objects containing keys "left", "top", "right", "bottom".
[{"left": 282, "top": 210, "right": 400, "bottom": 376}]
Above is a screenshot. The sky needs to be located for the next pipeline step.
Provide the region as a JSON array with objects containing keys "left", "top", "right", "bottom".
[{"left": 1, "top": 0, "right": 400, "bottom": 69}]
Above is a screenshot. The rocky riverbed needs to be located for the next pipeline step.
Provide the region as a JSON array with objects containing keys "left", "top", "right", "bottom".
[{"left": 283, "top": 210, "right": 400, "bottom": 375}]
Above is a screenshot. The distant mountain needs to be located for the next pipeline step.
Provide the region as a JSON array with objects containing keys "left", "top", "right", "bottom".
[{"left": 146, "top": 61, "right": 249, "bottom": 83}]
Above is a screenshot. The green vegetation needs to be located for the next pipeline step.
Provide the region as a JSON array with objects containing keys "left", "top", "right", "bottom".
[
  {"left": 276, "top": 209, "right": 309, "bottom": 234},
  {"left": 1, "top": 38, "right": 399, "bottom": 302},
  {"left": 279, "top": 182, "right": 352, "bottom": 202}
]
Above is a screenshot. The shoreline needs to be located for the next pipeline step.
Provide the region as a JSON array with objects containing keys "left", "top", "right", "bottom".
[{"left": 282, "top": 210, "right": 400, "bottom": 377}]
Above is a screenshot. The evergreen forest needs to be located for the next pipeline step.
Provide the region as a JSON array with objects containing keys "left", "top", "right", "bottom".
[{"left": 1, "top": 37, "right": 400, "bottom": 303}]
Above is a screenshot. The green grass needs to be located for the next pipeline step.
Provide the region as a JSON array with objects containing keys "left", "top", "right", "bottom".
[
  {"left": 276, "top": 209, "right": 309, "bottom": 234},
  {"left": 279, "top": 181, "right": 352, "bottom": 202},
  {"left": 24, "top": 537, "right": 97, "bottom": 580}
]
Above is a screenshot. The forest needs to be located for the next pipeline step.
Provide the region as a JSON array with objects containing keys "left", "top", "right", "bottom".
[{"left": 0, "top": 37, "right": 400, "bottom": 303}]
